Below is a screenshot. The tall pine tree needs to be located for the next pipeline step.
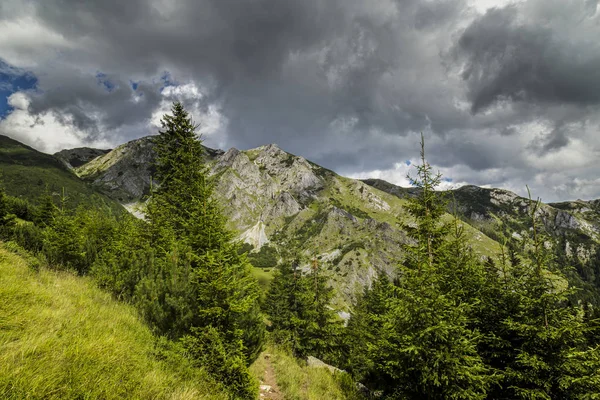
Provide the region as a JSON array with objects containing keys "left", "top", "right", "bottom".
[
  {"left": 139, "top": 102, "right": 265, "bottom": 398},
  {"left": 474, "top": 189, "right": 600, "bottom": 399}
]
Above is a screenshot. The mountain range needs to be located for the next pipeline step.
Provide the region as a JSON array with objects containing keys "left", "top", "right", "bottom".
[{"left": 2, "top": 133, "right": 599, "bottom": 309}]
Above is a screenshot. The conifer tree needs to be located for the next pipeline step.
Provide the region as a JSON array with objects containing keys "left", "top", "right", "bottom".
[
  {"left": 474, "top": 188, "right": 600, "bottom": 398},
  {"left": 36, "top": 186, "right": 57, "bottom": 226},
  {"left": 139, "top": 102, "right": 265, "bottom": 397},
  {"left": 265, "top": 258, "right": 342, "bottom": 363},
  {"left": 0, "top": 177, "right": 15, "bottom": 227},
  {"left": 146, "top": 102, "right": 230, "bottom": 253},
  {"left": 346, "top": 134, "right": 491, "bottom": 398},
  {"left": 344, "top": 273, "right": 394, "bottom": 386}
]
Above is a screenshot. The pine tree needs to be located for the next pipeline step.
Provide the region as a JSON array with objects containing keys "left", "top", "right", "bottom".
[
  {"left": 36, "top": 186, "right": 57, "bottom": 226},
  {"left": 344, "top": 273, "right": 394, "bottom": 386},
  {"left": 146, "top": 101, "right": 230, "bottom": 253},
  {"left": 474, "top": 188, "right": 600, "bottom": 398},
  {"left": 139, "top": 102, "right": 265, "bottom": 397},
  {"left": 0, "top": 176, "right": 15, "bottom": 227}
]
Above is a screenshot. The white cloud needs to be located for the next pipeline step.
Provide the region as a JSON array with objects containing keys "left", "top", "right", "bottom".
[
  {"left": 0, "top": 92, "right": 112, "bottom": 153},
  {"left": 469, "top": 0, "right": 522, "bottom": 13},
  {"left": 1, "top": 81, "right": 229, "bottom": 154}
]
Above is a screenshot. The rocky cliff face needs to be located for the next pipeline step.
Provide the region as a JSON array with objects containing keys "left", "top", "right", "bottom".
[
  {"left": 76, "top": 137, "right": 158, "bottom": 204},
  {"left": 366, "top": 181, "right": 600, "bottom": 264}
]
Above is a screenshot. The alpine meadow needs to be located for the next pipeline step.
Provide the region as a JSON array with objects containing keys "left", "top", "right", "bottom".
[{"left": 3, "top": 0, "right": 600, "bottom": 398}]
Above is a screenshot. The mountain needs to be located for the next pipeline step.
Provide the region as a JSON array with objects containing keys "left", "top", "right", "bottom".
[
  {"left": 73, "top": 136, "right": 501, "bottom": 308},
  {"left": 364, "top": 179, "right": 600, "bottom": 304},
  {"left": 0, "top": 135, "right": 123, "bottom": 213},
  {"left": 364, "top": 179, "right": 600, "bottom": 256},
  {"left": 54, "top": 147, "right": 111, "bottom": 169}
]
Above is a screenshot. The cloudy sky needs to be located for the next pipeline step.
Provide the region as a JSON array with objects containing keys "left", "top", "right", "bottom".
[{"left": 1, "top": 0, "right": 599, "bottom": 202}]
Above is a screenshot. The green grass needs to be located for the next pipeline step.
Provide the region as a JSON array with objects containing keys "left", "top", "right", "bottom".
[
  {"left": 0, "top": 135, "right": 123, "bottom": 213},
  {"left": 251, "top": 267, "right": 275, "bottom": 293},
  {"left": 250, "top": 345, "right": 363, "bottom": 400},
  {"left": 0, "top": 243, "right": 226, "bottom": 400}
]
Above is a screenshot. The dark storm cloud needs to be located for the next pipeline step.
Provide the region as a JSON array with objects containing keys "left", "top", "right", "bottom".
[
  {"left": 456, "top": 1, "right": 600, "bottom": 113},
  {"left": 26, "top": 70, "right": 164, "bottom": 139},
  {"left": 3, "top": 0, "right": 472, "bottom": 167},
  {"left": 2, "top": 0, "right": 600, "bottom": 201}
]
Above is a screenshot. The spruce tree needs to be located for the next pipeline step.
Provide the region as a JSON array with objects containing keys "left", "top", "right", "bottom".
[
  {"left": 146, "top": 101, "right": 230, "bottom": 253},
  {"left": 139, "top": 102, "right": 265, "bottom": 397},
  {"left": 474, "top": 189, "right": 600, "bottom": 398},
  {"left": 36, "top": 186, "right": 57, "bottom": 226},
  {"left": 346, "top": 134, "right": 491, "bottom": 398},
  {"left": 344, "top": 273, "right": 394, "bottom": 386},
  {"left": 0, "top": 177, "right": 14, "bottom": 227}
]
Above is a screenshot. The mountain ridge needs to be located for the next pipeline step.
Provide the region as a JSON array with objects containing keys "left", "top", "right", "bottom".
[
  {"left": 4, "top": 132, "right": 599, "bottom": 308},
  {"left": 65, "top": 135, "right": 505, "bottom": 308}
]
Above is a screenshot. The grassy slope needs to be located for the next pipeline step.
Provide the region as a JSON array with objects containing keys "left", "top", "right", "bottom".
[
  {"left": 0, "top": 135, "right": 123, "bottom": 213},
  {"left": 0, "top": 244, "right": 226, "bottom": 400},
  {"left": 250, "top": 345, "right": 362, "bottom": 400}
]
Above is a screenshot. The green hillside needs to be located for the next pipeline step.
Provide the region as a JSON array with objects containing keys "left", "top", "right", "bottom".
[
  {"left": 0, "top": 243, "right": 226, "bottom": 400},
  {"left": 0, "top": 135, "right": 123, "bottom": 213}
]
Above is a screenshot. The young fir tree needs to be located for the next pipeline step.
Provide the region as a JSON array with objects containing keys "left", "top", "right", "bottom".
[
  {"left": 146, "top": 101, "right": 230, "bottom": 253},
  {"left": 346, "top": 134, "right": 491, "bottom": 399},
  {"left": 36, "top": 185, "right": 57, "bottom": 226},
  {"left": 344, "top": 273, "right": 394, "bottom": 386},
  {"left": 0, "top": 176, "right": 15, "bottom": 227},
  {"left": 140, "top": 102, "right": 264, "bottom": 397}
]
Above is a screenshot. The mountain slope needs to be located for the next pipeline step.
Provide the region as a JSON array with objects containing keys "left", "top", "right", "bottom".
[
  {"left": 74, "top": 136, "right": 501, "bottom": 308},
  {"left": 365, "top": 179, "right": 600, "bottom": 304},
  {"left": 0, "top": 244, "right": 226, "bottom": 399},
  {"left": 0, "top": 135, "right": 123, "bottom": 213}
]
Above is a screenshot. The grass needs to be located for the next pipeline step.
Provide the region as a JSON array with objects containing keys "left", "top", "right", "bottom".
[
  {"left": 250, "top": 344, "right": 364, "bottom": 400},
  {"left": 0, "top": 243, "right": 226, "bottom": 400},
  {"left": 251, "top": 267, "right": 275, "bottom": 293}
]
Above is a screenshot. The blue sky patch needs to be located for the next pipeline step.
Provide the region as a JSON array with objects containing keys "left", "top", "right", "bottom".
[
  {"left": 96, "top": 72, "right": 116, "bottom": 92},
  {"left": 0, "top": 60, "right": 38, "bottom": 119}
]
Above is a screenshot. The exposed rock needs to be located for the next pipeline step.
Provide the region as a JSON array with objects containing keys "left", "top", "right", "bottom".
[
  {"left": 76, "top": 136, "right": 157, "bottom": 203},
  {"left": 490, "top": 188, "right": 519, "bottom": 206},
  {"left": 54, "top": 147, "right": 111, "bottom": 169},
  {"left": 261, "top": 192, "right": 301, "bottom": 221},
  {"left": 68, "top": 134, "right": 600, "bottom": 310},
  {"left": 307, "top": 356, "right": 345, "bottom": 374},
  {"left": 240, "top": 221, "right": 269, "bottom": 250}
]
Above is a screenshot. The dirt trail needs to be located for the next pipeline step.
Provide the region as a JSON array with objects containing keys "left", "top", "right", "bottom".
[{"left": 258, "top": 353, "right": 283, "bottom": 400}]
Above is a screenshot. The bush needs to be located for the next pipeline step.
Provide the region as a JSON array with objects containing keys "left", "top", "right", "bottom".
[{"left": 181, "top": 327, "right": 258, "bottom": 400}]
